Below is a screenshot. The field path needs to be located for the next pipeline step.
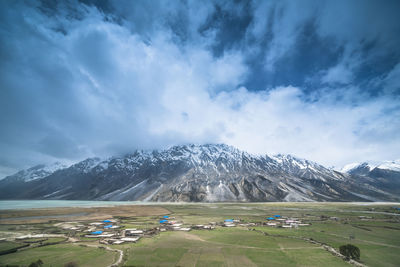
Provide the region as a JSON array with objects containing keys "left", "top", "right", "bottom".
[
  {"left": 69, "top": 241, "right": 123, "bottom": 267},
  {"left": 327, "top": 232, "right": 400, "bottom": 249},
  {"left": 183, "top": 233, "right": 206, "bottom": 242},
  {"left": 251, "top": 229, "right": 367, "bottom": 267}
]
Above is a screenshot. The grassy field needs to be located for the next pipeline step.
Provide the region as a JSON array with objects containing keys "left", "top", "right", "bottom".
[
  {"left": 124, "top": 228, "right": 347, "bottom": 267},
  {"left": 0, "top": 202, "right": 399, "bottom": 266},
  {"left": 0, "top": 243, "right": 117, "bottom": 266},
  {"left": 0, "top": 241, "right": 26, "bottom": 253}
]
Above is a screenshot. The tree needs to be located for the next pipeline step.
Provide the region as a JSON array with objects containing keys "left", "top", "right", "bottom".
[
  {"left": 339, "top": 244, "right": 360, "bottom": 261},
  {"left": 28, "top": 259, "right": 43, "bottom": 267}
]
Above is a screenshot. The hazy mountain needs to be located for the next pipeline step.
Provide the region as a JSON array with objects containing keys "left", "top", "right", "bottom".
[
  {"left": 1, "top": 144, "right": 399, "bottom": 202},
  {"left": 341, "top": 160, "right": 400, "bottom": 198}
]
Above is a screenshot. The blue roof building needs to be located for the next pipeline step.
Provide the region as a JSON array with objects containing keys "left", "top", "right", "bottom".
[
  {"left": 224, "top": 219, "right": 234, "bottom": 222},
  {"left": 159, "top": 219, "right": 168, "bottom": 223},
  {"left": 274, "top": 215, "right": 281, "bottom": 218},
  {"left": 103, "top": 220, "right": 112, "bottom": 223},
  {"left": 163, "top": 216, "right": 169, "bottom": 218},
  {"left": 104, "top": 225, "right": 113, "bottom": 229},
  {"left": 91, "top": 231, "right": 103, "bottom": 235},
  {"left": 267, "top": 217, "right": 275, "bottom": 220}
]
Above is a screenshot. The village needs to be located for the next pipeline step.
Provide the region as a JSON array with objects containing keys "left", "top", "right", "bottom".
[
  {"left": 37, "top": 213, "right": 313, "bottom": 246},
  {"left": 2, "top": 202, "right": 398, "bottom": 267}
]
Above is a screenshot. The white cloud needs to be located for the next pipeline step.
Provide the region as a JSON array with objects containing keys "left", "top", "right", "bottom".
[{"left": 0, "top": 0, "right": 399, "bottom": 177}]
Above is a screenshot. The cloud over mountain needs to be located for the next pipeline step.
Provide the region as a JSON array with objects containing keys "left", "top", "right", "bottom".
[{"left": 0, "top": 0, "right": 399, "bottom": 177}]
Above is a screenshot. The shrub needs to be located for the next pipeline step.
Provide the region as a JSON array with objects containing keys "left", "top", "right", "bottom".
[
  {"left": 339, "top": 244, "right": 360, "bottom": 261},
  {"left": 28, "top": 259, "right": 43, "bottom": 267},
  {"left": 64, "top": 261, "right": 79, "bottom": 267}
]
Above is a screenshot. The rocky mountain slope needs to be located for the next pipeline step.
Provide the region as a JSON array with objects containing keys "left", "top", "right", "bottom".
[
  {"left": 0, "top": 144, "right": 399, "bottom": 202},
  {"left": 341, "top": 161, "right": 400, "bottom": 199}
]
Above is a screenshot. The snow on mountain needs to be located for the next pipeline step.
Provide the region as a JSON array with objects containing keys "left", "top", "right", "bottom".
[
  {"left": 0, "top": 144, "right": 399, "bottom": 202},
  {"left": 376, "top": 160, "right": 400, "bottom": 172},
  {"left": 341, "top": 162, "right": 364, "bottom": 173},
  {"left": 2, "top": 162, "right": 68, "bottom": 182},
  {"left": 342, "top": 160, "right": 400, "bottom": 173}
]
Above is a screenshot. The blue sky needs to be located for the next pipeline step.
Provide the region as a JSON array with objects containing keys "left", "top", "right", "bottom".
[{"left": 0, "top": 0, "right": 399, "bottom": 176}]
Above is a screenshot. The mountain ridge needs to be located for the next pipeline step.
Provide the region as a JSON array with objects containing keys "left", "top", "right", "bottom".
[{"left": 1, "top": 144, "right": 399, "bottom": 202}]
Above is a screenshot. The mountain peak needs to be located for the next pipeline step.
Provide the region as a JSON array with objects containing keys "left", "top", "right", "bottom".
[
  {"left": 2, "top": 161, "right": 68, "bottom": 182},
  {"left": 1, "top": 144, "right": 399, "bottom": 202}
]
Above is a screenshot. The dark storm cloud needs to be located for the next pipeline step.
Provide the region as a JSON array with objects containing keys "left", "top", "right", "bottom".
[{"left": 0, "top": 0, "right": 399, "bottom": 177}]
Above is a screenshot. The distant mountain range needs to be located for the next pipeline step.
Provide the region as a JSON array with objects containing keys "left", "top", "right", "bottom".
[{"left": 0, "top": 144, "right": 399, "bottom": 202}]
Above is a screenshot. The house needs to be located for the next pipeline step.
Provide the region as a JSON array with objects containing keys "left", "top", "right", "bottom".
[
  {"left": 125, "top": 230, "right": 144, "bottom": 236},
  {"left": 97, "top": 234, "right": 115, "bottom": 238},
  {"left": 177, "top": 227, "right": 191, "bottom": 231},
  {"left": 121, "top": 237, "right": 140, "bottom": 242},
  {"left": 91, "top": 231, "right": 103, "bottom": 235}
]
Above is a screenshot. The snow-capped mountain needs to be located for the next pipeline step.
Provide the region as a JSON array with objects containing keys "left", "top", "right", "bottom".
[
  {"left": 1, "top": 162, "right": 67, "bottom": 183},
  {"left": 341, "top": 160, "right": 400, "bottom": 198},
  {"left": 0, "top": 144, "right": 399, "bottom": 202},
  {"left": 342, "top": 160, "right": 400, "bottom": 174}
]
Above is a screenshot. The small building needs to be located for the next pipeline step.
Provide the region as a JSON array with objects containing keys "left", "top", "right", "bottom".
[
  {"left": 177, "top": 227, "right": 191, "bottom": 231},
  {"left": 121, "top": 237, "right": 140, "bottom": 242},
  {"left": 91, "top": 231, "right": 103, "bottom": 235},
  {"left": 103, "top": 220, "right": 112, "bottom": 223},
  {"left": 126, "top": 230, "right": 144, "bottom": 236},
  {"left": 104, "top": 225, "right": 113, "bottom": 229},
  {"left": 97, "top": 234, "right": 115, "bottom": 238}
]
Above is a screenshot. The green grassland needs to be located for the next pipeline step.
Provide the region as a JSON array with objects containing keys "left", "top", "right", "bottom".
[
  {"left": 0, "top": 243, "right": 118, "bottom": 267},
  {"left": 0, "top": 241, "right": 25, "bottom": 253},
  {"left": 0, "top": 202, "right": 399, "bottom": 266},
  {"left": 124, "top": 228, "right": 347, "bottom": 267}
]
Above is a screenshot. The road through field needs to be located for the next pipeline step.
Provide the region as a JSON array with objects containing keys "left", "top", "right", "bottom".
[{"left": 69, "top": 238, "right": 124, "bottom": 267}]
